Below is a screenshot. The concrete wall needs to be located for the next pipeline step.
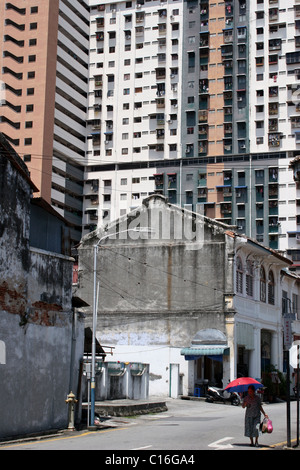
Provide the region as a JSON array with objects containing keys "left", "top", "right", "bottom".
[
  {"left": 0, "top": 247, "right": 85, "bottom": 439},
  {"left": 82, "top": 361, "right": 149, "bottom": 401},
  {"left": 76, "top": 195, "right": 234, "bottom": 397},
  {"left": 0, "top": 141, "right": 84, "bottom": 439}
]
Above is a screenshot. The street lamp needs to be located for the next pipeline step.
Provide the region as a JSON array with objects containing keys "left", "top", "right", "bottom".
[{"left": 90, "top": 227, "right": 153, "bottom": 428}]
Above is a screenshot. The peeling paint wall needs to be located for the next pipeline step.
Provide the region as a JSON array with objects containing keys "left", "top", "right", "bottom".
[
  {"left": 0, "top": 147, "right": 84, "bottom": 439},
  {"left": 76, "top": 195, "right": 234, "bottom": 397}
]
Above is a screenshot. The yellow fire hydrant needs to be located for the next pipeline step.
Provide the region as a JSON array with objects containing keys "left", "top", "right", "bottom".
[{"left": 65, "top": 391, "right": 78, "bottom": 431}]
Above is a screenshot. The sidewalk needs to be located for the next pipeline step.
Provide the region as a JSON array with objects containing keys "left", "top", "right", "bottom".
[
  {"left": 82, "top": 397, "right": 168, "bottom": 418},
  {"left": 0, "top": 397, "right": 167, "bottom": 446}
]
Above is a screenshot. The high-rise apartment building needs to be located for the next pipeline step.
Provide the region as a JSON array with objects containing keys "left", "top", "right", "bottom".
[
  {"left": 1, "top": 1, "right": 299, "bottom": 265},
  {"left": 85, "top": 0, "right": 300, "bottom": 268},
  {"left": 0, "top": 0, "right": 90, "bottom": 245}
]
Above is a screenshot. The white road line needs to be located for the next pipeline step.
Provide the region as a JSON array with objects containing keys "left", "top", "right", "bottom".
[
  {"left": 208, "top": 437, "right": 234, "bottom": 450},
  {"left": 131, "top": 445, "right": 153, "bottom": 450}
]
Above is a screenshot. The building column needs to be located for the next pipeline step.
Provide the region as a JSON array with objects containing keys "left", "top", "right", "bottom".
[
  {"left": 271, "top": 331, "right": 281, "bottom": 371},
  {"left": 249, "top": 326, "right": 261, "bottom": 379}
]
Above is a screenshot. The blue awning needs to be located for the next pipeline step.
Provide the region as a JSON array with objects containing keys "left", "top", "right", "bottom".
[{"left": 181, "top": 346, "right": 229, "bottom": 360}]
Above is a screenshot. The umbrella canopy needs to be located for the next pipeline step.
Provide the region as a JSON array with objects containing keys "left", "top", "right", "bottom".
[{"left": 224, "top": 377, "right": 263, "bottom": 393}]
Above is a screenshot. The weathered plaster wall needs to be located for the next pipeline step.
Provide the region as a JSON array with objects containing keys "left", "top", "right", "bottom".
[
  {"left": 0, "top": 146, "right": 84, "bottom": 439},
  {"left": 76, "top": 195, "right": 234, "bottom": 396}
]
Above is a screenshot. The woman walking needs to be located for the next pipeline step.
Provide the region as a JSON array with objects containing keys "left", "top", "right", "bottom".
[{"left": 242, "top": 385, "right": 268, "bottom": 447}]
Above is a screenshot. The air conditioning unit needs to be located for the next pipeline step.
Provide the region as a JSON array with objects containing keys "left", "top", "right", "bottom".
[{"left": 240, "top": 145, "right": 246, "bottom": 149}]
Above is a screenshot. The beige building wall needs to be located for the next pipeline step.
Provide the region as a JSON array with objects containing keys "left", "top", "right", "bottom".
[
  {"left": 206, "top": 1, "right": 226, "bottom": 219},
  {"left": 0, "top": 0, "right": 59, "bottom": 202}
]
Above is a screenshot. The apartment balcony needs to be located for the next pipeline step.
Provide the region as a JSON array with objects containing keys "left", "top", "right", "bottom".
[
  {"left": 96, "top": 17, "right": 105, "bottom": 28},
  {"left": 168, "top": 190, "right": 177, "bottom": 204},
  {"left": 198, "top": 187, "right": 207, "bottom": 202},
  {"left": 269, "top": 223, "right": 280, "bottom": 234},
  {"left": 225, "top": 2, "right": 233, "bottom": 17},
  {"left": 269, "top": 8, "right": 278, "bottom": 22},
  {"left": 154, "top": 173, "right": 164, "bottom": 190},
  {"left": 269, "top": 168, "right": 278, "bottom": 182},
  {"left": 256, "top": 186, "right": 264, "bottom": 203},
  {"left": 235, "top": 187, "right": 247, "bottom": 204},
  {"left": 156, "top": 98, "right": 165, "bottom": 108},
  {"left": 224, "top": 124, "right": 232, "bottom": 137},
  {"left": 256, "top": 203, "right": 264, "bottom": 219},
  {"left": 268, "top": 133, "right": 281, "bottom": 148},
  {"left": 269, "top": 183, "right": 279, "bottom": 199},
  {"left": 269, "top": 200, "right": 278, "bottom": 216},
  {"left": 199, "top": 33, "right": 209, "bottom": 48},
  {"left": 291, "top": 117, "right": 300, "bottom": 128},
  {"left": 269, "top": 103, "right": 279, "bottom": 115},
  {"left": 223, "top": 107, "right": 233, "bottom": 123},
  {"left": 221, "top": 44, "right": 233, "bottom": 59},
  {"left": 198, "top": 110, "right": 208, "bottom": 123},
  {"left": 198, "top": 175, "right": 207, "bottom": 187},
  {"left": 269, "top": 38, "right": 281, "bottom": 51},
  {"left": 199, "top": 124, "right": 208, "bottom": 140},
  {"left": 220, "top": 202, "right": 232, "bottom": 216},
  {"left": 224, "top": 91, "right": 232, "bottom": 106},
  {"left": 269, "top": 236, "right": 278, "bottom": 250},
  {"left": 256, "top": 220, "right": 264, "bottom": 235},
  {"left": 223, "top": 30, "right": 233, "bottom": 44},
  {"left": 199, "top": 79, "right": 209, "bottom": 94},
  {"left": 198, "top": 141, "right": 207, "bottom": 156}
]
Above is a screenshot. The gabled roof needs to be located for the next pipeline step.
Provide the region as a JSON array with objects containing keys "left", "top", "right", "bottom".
[
  {"left": 81, "top": 193, "right": 236, "bottom": 245},
  {"left": 81, "top": 193, "right": 294, "bottom": 268}
]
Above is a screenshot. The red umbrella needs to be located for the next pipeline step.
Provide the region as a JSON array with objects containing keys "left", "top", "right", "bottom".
[{"left": 224, "top": 377, "right": 263, "bottom": 393}]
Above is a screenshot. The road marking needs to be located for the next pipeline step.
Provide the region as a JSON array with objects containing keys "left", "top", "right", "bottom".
[
  {"left": 131, "top": 445, "right": 153, "bottom": 450},
  {"left": 208, "top": 437, "right": 234, "bottom": 450},
  {"left": 0, "top": 428, "right": 129, "bottom": 449}
]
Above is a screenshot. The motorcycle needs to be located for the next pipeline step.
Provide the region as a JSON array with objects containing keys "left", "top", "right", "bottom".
[{"left": 206, "top": 385, "right": 241, "bottom": 406}]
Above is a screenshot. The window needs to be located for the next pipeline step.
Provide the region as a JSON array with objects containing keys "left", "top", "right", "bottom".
[
  {"left": 260, "top": 266, "right": 266, "bottom": 302},
  {"left": 246, "top": 260, "right": 254, "bottom": 297},
  {"left": 236, "top": 257, "right": 243, "bottom": 294},
  {"left": 268, "top": 270, "right": 275, "bottom": 305}
]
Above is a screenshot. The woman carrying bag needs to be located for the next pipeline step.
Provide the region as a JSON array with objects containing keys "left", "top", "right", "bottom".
[{"left": 242, "top": 385, "right": 268, "bottom": 447}]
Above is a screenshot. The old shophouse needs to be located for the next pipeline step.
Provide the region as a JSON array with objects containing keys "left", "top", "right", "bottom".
[{"left": 76, "top": 194, "right": 300, "bottom": 397}]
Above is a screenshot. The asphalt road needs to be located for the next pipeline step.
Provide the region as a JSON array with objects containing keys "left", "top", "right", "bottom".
[{"left": 1, "top": 398, "right": 299, "bottom": 453}]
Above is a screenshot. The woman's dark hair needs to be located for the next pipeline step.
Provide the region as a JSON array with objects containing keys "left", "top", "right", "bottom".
[{"left": 248, "top": 385, "right": 255, "bottom": 392}]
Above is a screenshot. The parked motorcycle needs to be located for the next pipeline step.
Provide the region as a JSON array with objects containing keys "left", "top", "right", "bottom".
[{"left": 206, "top": 385, "right": 241, "bottom": 406}]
